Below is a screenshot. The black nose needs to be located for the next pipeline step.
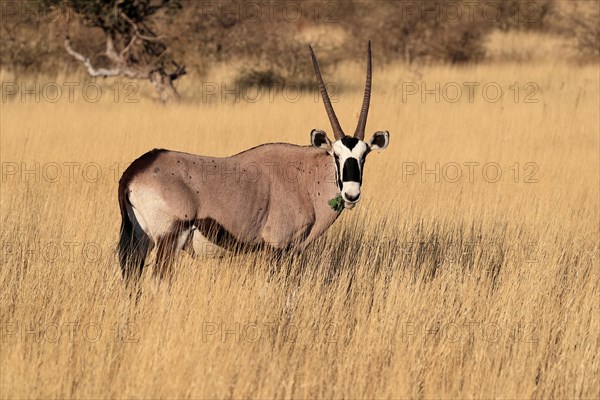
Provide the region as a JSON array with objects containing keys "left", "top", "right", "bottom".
[{"left": 345, "top": 193, "right": 360, "bottom": 202}]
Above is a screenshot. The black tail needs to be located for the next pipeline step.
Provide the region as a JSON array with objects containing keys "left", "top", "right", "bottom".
[
  {"left": 118, "top": 149, "right": 167, "bottom": 283},
  {"left": 118, "top": 182, "right": 147, "bottom": 282}
]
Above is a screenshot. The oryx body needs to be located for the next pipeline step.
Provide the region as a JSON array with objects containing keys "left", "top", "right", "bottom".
[
  {"left": 118, "top": 144, "right": 341, "bottom": 278},
  {"left": 118, "top": 42, "right": 389, "bottom": 280}
]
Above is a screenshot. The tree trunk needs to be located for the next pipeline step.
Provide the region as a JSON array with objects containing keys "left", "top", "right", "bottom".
[{"left": 150, "top": 70, "right": 181, "bottom": 103}]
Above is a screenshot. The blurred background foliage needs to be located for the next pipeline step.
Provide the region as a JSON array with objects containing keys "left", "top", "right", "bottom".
[{"left": 1, "top": 0, "right": 598, "bottom": 86}]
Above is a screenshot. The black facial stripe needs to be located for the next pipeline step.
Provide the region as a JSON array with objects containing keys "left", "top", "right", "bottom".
[
  {"left": 342, "top": 158, "right": 361, "bottom": 183},
  {"left": 360, "top": 158, "right": 366, "bottom": 181},
  {"left": 341, "top": 136, "right": 360, "bottom": 150},
  {"left": 334, "top": 154, "right": 343, "bottom": 190}
]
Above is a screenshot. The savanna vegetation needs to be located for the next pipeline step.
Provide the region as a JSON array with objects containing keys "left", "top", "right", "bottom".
[{"left": 0, "top": 0, "right": 599, "bottom": 398}]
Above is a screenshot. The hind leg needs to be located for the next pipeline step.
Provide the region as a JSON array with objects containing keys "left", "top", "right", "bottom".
[
  {"left": 153, "top": 226, "right": 193, "bottom": 280},
  {"left": 154, "top": 234, "right": 177, "bottom": 280},
  {"left": 124, "top": 234, "right": 153, "bottom": 282},
  {"left": 127, "top": 201, "right": 192, "bottom": 281},
  {"left": 120, "top": 222, "right": 154, "bottom": 284}
]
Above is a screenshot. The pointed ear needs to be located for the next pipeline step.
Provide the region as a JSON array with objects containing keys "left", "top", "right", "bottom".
[
  {"left": 310, "top": 129, "right": 332, "bottom": 152},
  {"left": 368, "top": 130, "right": 389, "bottom": 151}
]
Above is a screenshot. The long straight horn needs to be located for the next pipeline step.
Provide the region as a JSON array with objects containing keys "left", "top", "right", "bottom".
[
  {"left": 309, "top": 45, "right": 345, "bottom": 140},
  {"left": 354, "top": 41, "right": 372, "bottom": 140}
]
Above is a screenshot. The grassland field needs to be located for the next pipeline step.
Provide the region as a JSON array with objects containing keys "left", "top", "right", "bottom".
[{"left": 0, "top": 57, "right": 598, "bottom": 398}]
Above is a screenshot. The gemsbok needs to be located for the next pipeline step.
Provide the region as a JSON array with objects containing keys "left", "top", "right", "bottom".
[{"left": 118, "top": 41, "right": 390, "bottom": 281}]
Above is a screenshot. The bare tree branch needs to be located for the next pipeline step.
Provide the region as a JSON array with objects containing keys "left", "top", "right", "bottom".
[
  {"left": 119, "top": 35, "right": 138, "bottom": 60},
  {"left": 61, "top": 1, "right": 185, "bottom": 102},
  {"left": 104, "top": 35, "right": 123, "bottom": 64},
  {"left": 64, "top": 36, "right": 148, "bottom": 79},
  {"left": 119, "top": 11, "right": 165, "bottom": 42},
  {"left": 168, "top": 61, "right": 186, "bottom": 81}
]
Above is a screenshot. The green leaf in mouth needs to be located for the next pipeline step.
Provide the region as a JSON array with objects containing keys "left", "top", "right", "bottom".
[{"left": 328, "top": 194, "right": 344, "bottom": 212}]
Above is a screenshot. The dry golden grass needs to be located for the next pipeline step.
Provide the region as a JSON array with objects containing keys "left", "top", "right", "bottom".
[{"left": 1, "top": 59, "right": 599, "bottom": 399}]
